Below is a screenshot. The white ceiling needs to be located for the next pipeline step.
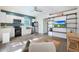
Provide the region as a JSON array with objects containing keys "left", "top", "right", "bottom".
[
  {"left": 37, "top": 6, "right": 77, "bottom": 14},
  {"left": 0, "top": 6, "right": 78, "bottom": 16}
]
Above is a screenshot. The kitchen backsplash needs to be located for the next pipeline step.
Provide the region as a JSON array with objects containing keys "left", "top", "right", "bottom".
[{"left": 0, "top": 23, "right": 23, "bottom": 28}]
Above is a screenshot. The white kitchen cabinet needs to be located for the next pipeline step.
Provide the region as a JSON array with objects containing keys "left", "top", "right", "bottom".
[
  {"left": 48, "top": 31, "right": 53, "bottom": 36},
  {"left": 5, "top": 27, "right": 15, "bottom": 38},
  {"left": 0, "top": 12, "right": 6, "bottom": 23},
  {"left": 0, "top": 28, "right": 11, "bottom": 42},
  {"left": 10, "top": 27, "right": 15, "bottom": 37},
  {"left": 5, "top": 15, "right": 13, "bottom": 23},
  {"left": 0, "top": 12, "right": 13, "bottom": 23},
  {"left": 2, "top": 32, "right": 10, "bottom": 43},
  {"left": 0, "top": 27, "right": 15, "bottom": 40}
]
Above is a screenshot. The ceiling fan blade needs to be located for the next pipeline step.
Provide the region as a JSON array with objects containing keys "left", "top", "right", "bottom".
[
  {"left": 34, "top": 6, "right": 42, "bottom": 12},
  {"left": 34, "top": 6, "right": 37, "bottom": 10},
  {"left": 35, "top": 9, "right": 42, "bottom": 12}
]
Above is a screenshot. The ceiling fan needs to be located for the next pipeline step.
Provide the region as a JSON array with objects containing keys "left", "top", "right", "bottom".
[{"left": 33, "top": 6, "right": 42, "bottom": 12}]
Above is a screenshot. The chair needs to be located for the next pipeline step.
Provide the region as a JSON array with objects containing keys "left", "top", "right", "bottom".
[{"left": 67, "top": 32, "right": 79, "bottom": 52}]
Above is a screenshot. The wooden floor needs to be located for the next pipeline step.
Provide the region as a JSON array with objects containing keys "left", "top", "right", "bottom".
[{"left": 0, "top": 34, "right": 67, "bottom": 52}]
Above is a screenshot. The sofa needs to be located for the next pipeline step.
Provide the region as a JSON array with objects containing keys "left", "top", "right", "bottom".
[{"left": 22, "top": 37, "right": 56, "bottom": 52}]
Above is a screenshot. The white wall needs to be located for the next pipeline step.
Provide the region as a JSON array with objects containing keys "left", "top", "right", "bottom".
[
  {"left": 43, "top": 19, "right": 48, "bottom": 33},
  {"left": 36, "top": 13, "right": 48, "bottom": 34},
  {"left": 0, "top": 12, "right": 6, "bottom": 23},
  {"left": 36, "top": 15, "right": 43, "bottom": 34}
]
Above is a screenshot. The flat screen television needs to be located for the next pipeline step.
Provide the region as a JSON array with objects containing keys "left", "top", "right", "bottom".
[{"left": 54, "top": 20, "right": 65, "bottom": 28}]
